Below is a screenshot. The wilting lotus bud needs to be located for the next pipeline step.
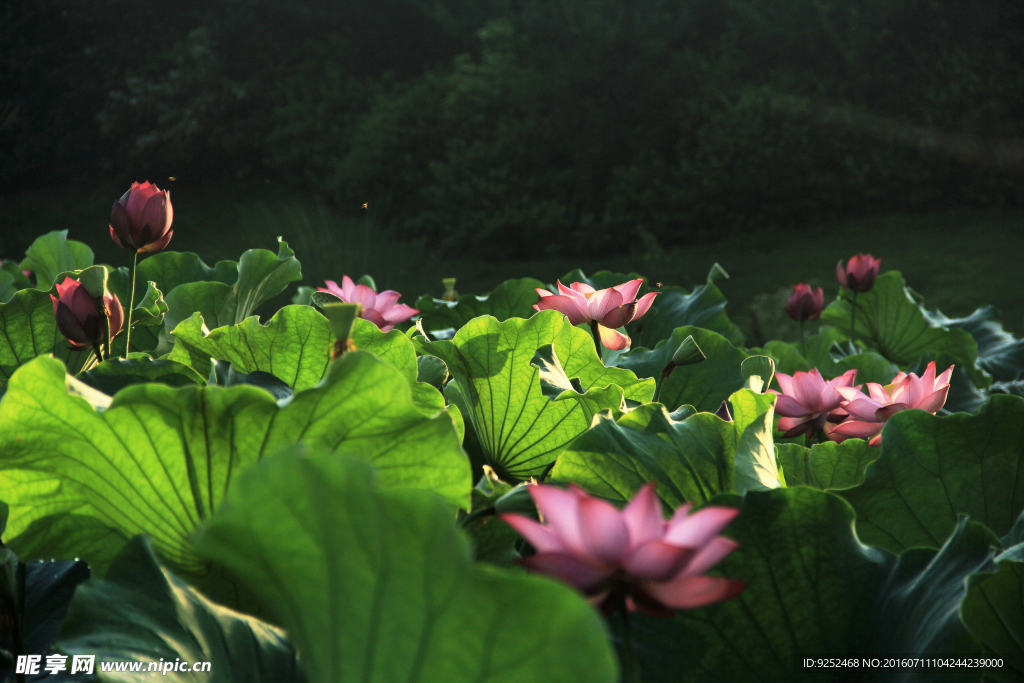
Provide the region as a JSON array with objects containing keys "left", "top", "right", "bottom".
[
  {"left": 786, "top": 283, "right": 823, "bottom": 321},
  {"left": 836, "top": 254, "right": 881, "bottom": 293},
  {"left": 441, "top": 278, "right": 459, "bottom": 302},
  {"left": 109, "top": 181, "right": 174, "bottom": 253},
  {"left": 50, "top": 276, "right": 124, "bottom": 348}
]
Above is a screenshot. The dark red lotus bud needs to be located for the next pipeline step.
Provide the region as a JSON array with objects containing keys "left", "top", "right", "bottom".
[
  {"left": 50, "top": 277, "right": 124, "bottom": 348},
  {"left": 836, "top": 254, "right": 881, "bottom": 293},
  {"left": 786, "top": 283, "right": 824, "bottom": 322},
  {"left": 109, "top": 181, "right": 174, "bottom": 254}
]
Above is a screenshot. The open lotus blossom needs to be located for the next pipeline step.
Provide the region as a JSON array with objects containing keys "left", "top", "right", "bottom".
[
  {"left": 109, "top": 181, "right": 174, "bottom": 254},
  {"left": 500, "top": 482, "right": 744, "bottom": 617},
  {"left": 534, "top": 279, "right": 658, "bottom": 350},
  {"left": 318, "top": 276, "right": 418, "bottom": 332},
  {"left": 770, "top": 368, "right": 860, "bottom": 438},
  {"left": 50, "top": 276, "right": 124, "bottom": 349},
  {"left": 836, "top": 253, "right": 882, "bottom": 293},
  {"left": 829, "top": 361, "right": 954, "bottom": 446},
  {"left": 786, "top": 283, "right": 823, "bottom": 322}
]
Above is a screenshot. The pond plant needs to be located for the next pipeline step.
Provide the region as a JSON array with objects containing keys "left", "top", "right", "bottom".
[{"left": 0, "top": 187, "right": 1022, "bottom": 682}]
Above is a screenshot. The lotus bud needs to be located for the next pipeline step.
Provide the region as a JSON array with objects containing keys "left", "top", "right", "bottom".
[
  {"left": 786, "top": 283, "right": 823, "bottom": 321},
  {"left": 671, "top": 335, "right": 705, "bottom": 366},
  {"left": 50, "top": 276, "right": 124, "bottom": 349},
  {"left": 109, "top": 181, "right": 174, "bottom": 254},
  {"left": 836, "top": 254, "right": 882, "bottom": 293}
]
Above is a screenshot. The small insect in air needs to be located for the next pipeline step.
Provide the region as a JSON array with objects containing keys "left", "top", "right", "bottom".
[
  {"left": 362, "top": 202, "right": 369, "bottom": 209},
  {"left": 654, "top": 282, "right": 663, "bottom": 288},
  {"left": 168, "top": 176, "right": 176, "bottom": 181}
]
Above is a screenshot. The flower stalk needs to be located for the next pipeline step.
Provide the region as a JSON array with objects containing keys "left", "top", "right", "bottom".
[
  {"left": 124, "top": 251, "right": 138, "bottom": 359},
  {"left": 618, "top": 595, "right": 641, "bottom": 683}
]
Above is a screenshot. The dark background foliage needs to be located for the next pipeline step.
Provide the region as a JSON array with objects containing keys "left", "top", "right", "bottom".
[{"left": 2, "top": 0, "right": 1022, "bottom": 260}]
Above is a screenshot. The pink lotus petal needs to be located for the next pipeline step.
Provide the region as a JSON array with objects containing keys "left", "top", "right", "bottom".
[
  {"left": 875, "top": 403, "right": 910, "bottom": 420},
  {"left": 560, "top": 282, "right": 592, "bottom": 310},
  {"left": 381, "top": 303, "right": 418, "bottom": 324},
  {"left": 842, "top": 397, "right": 886, "bottom": 422},
  {"left": 936, "top": 365, "right": 954, "bottom": 386},
  {"left": 523, "top": 553, "right": 609, "bottom": 591},
  {"left": 831, "top": 369, "right": 859, "bottom": 388},
  {"left": 836, "top": 385, "right": 868, "bottom": 403},
  {"left": 836, "top": 259, "right": 849, "bottom": 289},
  {"left": 597, "top": 324, "right": 631, "bottom": 350},
  {"left": 349, "top": 284, "right": 378, "bottom": 310},
  {"left": 865, "top": 383, "right": 892, "bottom": 404},
  {"left": 569, "top": 282, "right": 596, "bottom": 296},
  {"left": 578, "top": 497, "right": 630, "bottom": 565},
  {"left": 319, "top": 280, "right": 343, "bottom": 298},
  {"left": 139, "top": 192, "right": 171, "bottom": 241},
  {"left": 624, "top": 540, "right": 694, "bottom": 581},
  {"left": 915, "top": 386, "right": 950, "bottom": 414},
  {"left": 678, "top": 537, "right": 740, "bottom": 578},
  {"left": 530, "top": 486, "right": 586, "bottom": 554},
  {"left": 775, "top": 372, "right": 795, "bottom": 396},
  {"left": 340, "top": 275, "right": 356, "bottom": 300},
  {"left": 536, "top": 294, "right": 590, "bottom": 326},
  {"left": 599, "top": 303, "right": 637, "bottom": 329},
  {"left": 535, "top": 288, "right": 554, "bottom": 299},
  {"left": 139, "top": 229, "right": 173, "bottom": 254},
  {"left": 774, "top": 394, "right": 812, "bottom": 418},
  {"left": 361, "top": 308, "right": 388, "bottom": 331},
  {"left": 829, "top": 420, "right": 885, "bottom": 440},
  {"left": 585, "top": 288, "right": 624, "bottom": 321},
  {"left": 621, "top": 483, "right": 666, "bottom": 548},
  {"left": 613, "top": 278, "right": 644, "bottom": 303},
  {"left": 792, "top": 369, "right": 827, "bottom": 412},
  {"left": 106, "top": 293, "right": 124, "bottom": 337},
  {"left": 632, "top": 292, "right": 658, "bottom": 320},
  {"left": 499, "top": 514, "right": 566, "bottom": 553},
  {"left": 664, "top": 506, "right": 740, "bottom": 548},
  {"left": 642, "top": 575, "right": 745, "bottom": 610},
  {"left": 374, "top": 290, "right": 401, "bottom": 312}
]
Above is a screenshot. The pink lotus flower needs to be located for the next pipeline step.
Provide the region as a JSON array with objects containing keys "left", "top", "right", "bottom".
[
  {"left": 770, "top": 368, "right": 859, "bottom": 438},
  {"left": 836, "top": 253, "right": 882, "bottom": 293},
  {"left": 50, "top": 276, "right": 124, "bottom": 349},
  {"left": 533, "top": 279, "right": 658, "bottom": 350},
  {"left": 829, "top": 361, "right": 954, "bottom": 446},
  {"left": 501, "top": 482, "right": 744, "bottom": 617},
  {"left": 786, "top": 283, "right": 823, "bottom": 322},
  {"left": 317, "top": 276, "right": 418, "bottom": 332},
  {"left": 109, "top": 181, "right": 174, "bottom": 254}
]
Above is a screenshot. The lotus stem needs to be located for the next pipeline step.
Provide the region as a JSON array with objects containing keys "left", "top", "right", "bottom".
[
  {"left": 654, "top": 364, "right": 674, "bottom": 404},
  {"left": 123, "top": 251, "right": 138, "bottom": 359},
  {"left": 618, "top": 596, "right": 641, "bottom": 683},
  {"left": 104, "top": 308, "right": 113, "bottom": 361},
  {"left": 848, "top": 291, "right": 858, "bottom": 355},
  {"left": 800, "top": 320, "right": 808, "bottom": 358},
  {"left": 589, "top": 320, "right": 603, "bottom": 358}
]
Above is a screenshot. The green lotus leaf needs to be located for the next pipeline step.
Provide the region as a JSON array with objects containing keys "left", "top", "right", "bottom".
[
  {"left": 618, "top": 326, "right": 748, "bottom": 413},
  {"left": 19, "top": 230, "right": 94, "bottom": 290},
  {"left": 821, "top": 271, "right": 987, "bottom": 386},
  {"left": 77, "top": 355, "right": 205, "bottom": 394},
  {"left": 0, "top": 289, "right": 92, "bottom": 385},
  {"left": 626, "top": 489, "right": 995, "bottom": 682},
  {"left": 162, "top": 238, "right": 301, "bottom": 338},
  {"left": 415, "top": 277, "right": 546, "bottom": 335},
  {"left": 961, "top": 543, "right": 1024, "bottom": 681},
  {"left": 0, "top": 352, "right": 469, "bottom": 590},
  {"left": 774, "top": 440, "right": 880, "bottom": 490},
  {"left": 629, "top": 266, "right": 744, "bottom": 349},
  {"left": 54, "top": 536, "right": 304, "bottom": 682},
  {"left": 551, "top": 403, "right": 737, "bottom": 508},
  {"left": 926, "top": 305, "right": 1024, "bottom": 383},
  {"left": 419, "top": 311, "right": 653, "bottom": 481},
  {"left": 169, "top": 306, "right": 332, "bottom": 390},
  {"left": 553, "top": 387, "right": 778, "bottom": 506},
  {"left": 192, "top": 450, "right": 617, "bottom": 683},
  {"left": 840, "top": 394, "right": 1024, "bottom": 553}
]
